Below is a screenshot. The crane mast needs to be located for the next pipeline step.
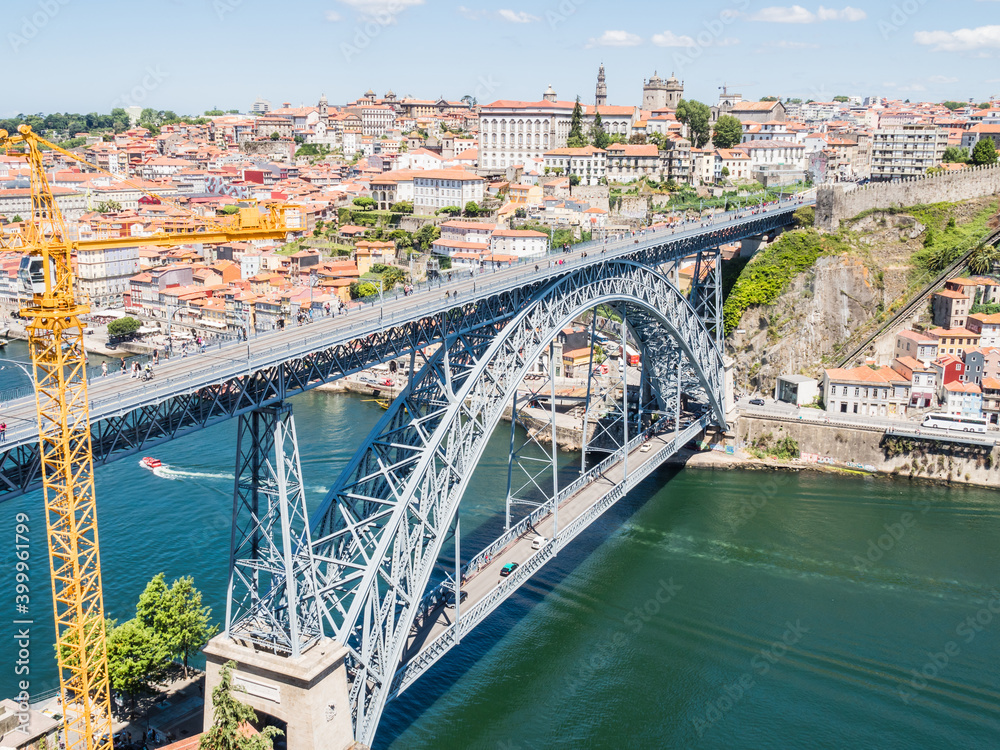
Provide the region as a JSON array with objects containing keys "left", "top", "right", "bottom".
[
  {"left": 2, "top": 125, "right": 113, "bottom": 750},
  {"left": 1, "top": 124, "right": 292, "bottom": 750}
]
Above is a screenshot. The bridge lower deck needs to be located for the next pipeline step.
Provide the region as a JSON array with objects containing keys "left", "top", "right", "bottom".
[{"left": 400, "top": 424, "right": 690, "bottom": 667}]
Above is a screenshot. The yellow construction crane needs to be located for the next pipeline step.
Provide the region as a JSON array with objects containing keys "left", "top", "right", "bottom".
[{"left": 0, "top": 125, "right": 292, "bottom": 750}]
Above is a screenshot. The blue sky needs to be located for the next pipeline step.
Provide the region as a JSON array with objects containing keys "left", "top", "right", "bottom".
[{"left": 3, "top": 0, "right": 1000, "bottom": 117}]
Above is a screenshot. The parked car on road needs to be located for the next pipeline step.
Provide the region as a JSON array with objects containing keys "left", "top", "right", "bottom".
[
  {"left": 443, "top": 590, "right": 468, "bottom": 608},
  {"left": 749, "top": 398, "right": 765, "bottom": 406}
]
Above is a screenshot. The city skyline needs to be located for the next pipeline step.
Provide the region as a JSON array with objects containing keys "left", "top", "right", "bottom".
[{"left": 2, "top": 0, "right": 999, "bottom": 117}]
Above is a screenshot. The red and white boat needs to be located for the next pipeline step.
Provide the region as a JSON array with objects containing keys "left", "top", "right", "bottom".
[{"left": 140, "top": 457, "right": 162, "bottom": 470}]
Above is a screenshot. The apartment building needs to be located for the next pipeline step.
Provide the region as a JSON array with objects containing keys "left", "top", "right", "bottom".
[
  {"left": 822, "top": 365, "right": 911, "bottom": 418},
  {"left": 412, "top": 170, "right": 485, "bottom": 214},
  {"left": 931, "top": 289, "right": 970, "bottom": 329},
  {"left": 894, "top": 329, "right": 938, "bottom": 364},
  {"left": 965, "top": 313, "right": 1000, "bottom": 347},
  {"left": 543, "top": 146, "right": 607, "bottom": 186},
  {"left": 870, "top": 124, "right": 947, "bottom": 181},
  {"left": 76, "top": 246, "right": 141, "bottom": 308}
]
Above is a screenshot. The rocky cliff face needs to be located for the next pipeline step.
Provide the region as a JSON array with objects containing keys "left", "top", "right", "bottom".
[{"left": 725, "top": 201, "right": 995, "bottom": 396}]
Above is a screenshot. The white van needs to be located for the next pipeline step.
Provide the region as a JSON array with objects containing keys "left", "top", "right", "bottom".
[{"left": 532, "top": 536, "right": 547, "bottom": 550}]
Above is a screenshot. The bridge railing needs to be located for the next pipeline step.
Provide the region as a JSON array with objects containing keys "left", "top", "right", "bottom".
[
  {"left": 394, "top": 417, "right": 710, "bottom": 697},
  {"left": 0, "top": 200, "right": 808, "bottom": 448}
]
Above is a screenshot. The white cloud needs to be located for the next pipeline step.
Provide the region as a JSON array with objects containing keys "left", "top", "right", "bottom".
[
  {"left": 817, "top": 5, "right": 866, "bottom": 20},
  {"left": 928, "top": 75, "right": 959, "bottom": 84},
  {"left": 914, "top": 25, "right": 1000, "bottom": 52},
  {"left": 325, "top": 10, "right": 342, "bottom": 21},
  {"left": 457, "top": 5, "right": 487, "bottom": 19},
  {"left": 335, "top": 0, "right": 424, "bottom": 18},
  {"left": 586, "top": 30, "right": 642, "bottom": 48},
  {"left": 651, "top": 30, "right": 697, "bottom": 47},
  {"left": 498, "top": 9, "right": 540, "bottom": 23},
  {"left": 750, "top": 5, "right": 866, "bottom": 23},
  {"left": 762, "top": 39, "right": 819, "bottom": 48}
]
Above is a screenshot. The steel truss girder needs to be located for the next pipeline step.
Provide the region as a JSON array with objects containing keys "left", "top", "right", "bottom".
[
  {"left": 389, "top": 416, "right": 710, "bottom": 699},
  {"left": 310, "top": 260, "right": 727, "bottom": 745},
  {"left": 224, "top": 404, "right": 326, "bottom": 657},
  {"left": 0, "top": 212, "right": 792, "bottom": 502}
]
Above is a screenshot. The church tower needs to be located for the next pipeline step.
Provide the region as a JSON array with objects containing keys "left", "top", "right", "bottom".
[
  {"left": 318, "top": 93, "right": 329, "bottom": 126},
  {"left": 595, "top": 63, "right": 607, "bottom": 107}
]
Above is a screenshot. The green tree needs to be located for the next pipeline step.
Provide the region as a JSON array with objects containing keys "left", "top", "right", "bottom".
[
  {"left": 514, "top": 207, "right": 527, "bottom": 219},
  {"left": 720, "top": 166, "right": 730, "bottom": 178},
  {"left": 436, "top": 205, "right": 461, "bottom": 216},
  {"left": 569, "top": 174, "right": 581, "bottom": 186},
  {"left": 980, "top": 102, "right": 992, "bottom": 110},
  {"left": 350, "top": 281, "right": 379, "bottom": 299},
  {"left": 413, "top": 224, "right": 440, "bottom": 250},
  {"left": 675, "top": 99, "right": 711, "bottom": 148},
  {"left": 942, "top": 101, "right": 965, "bottom": 111},
  {"left": 972, "top": 138, "right": 998, "bottom": 166},
  {"left": 943, "top": 146, "right": 969, "bottom": 163},
  {"left": 107, "top": 317, "right": 142, "bottom": 337},
  {"left": 590, "top": 111, "right": 610, "bottom": 149},
  {"left": 463, "top": 201, "right": 480, "bottom": 217},
  {"left": 833, "top": 95, "right": 850, "bottom": 103},
  {"left": 269, "top": 131, "right": 280, "bottom": 140},
  {"left": 161, "top": 576, "right": 219, "bottom": 676},
  {"left": 11, "top": 214, "right": 22, "bottom": 223},
  {"left": 793, "top": 206, "right": 815, "bottom": 228},
  {"left": 923, "top": 228, "right": 936, "bottom": 248},
  {"left": 136, "top": 572, "right": 169, "bottom": 630},
  {"left": 201, "top": 661, "right": 283, "bottom": 750},
  {"left": 389, "top": 200, "right": 413, "bottom": 214},
  {"left": 96, "top": 200, "right": 122, "bottom": 214},
  {"left": 352, "top": 196, "right": 376, "bottom": 211},
  {"left": 712, "top": 115, "right": 743, "bottom": 149},
  {"left": 968, "top": 244, "right": 999, "bottom": 276},
  {"left": 106, "top": 618, "right": 172, "bottom": 713},
  {"left": 567, "top": 96, "right": 585, "bottom": 148}
]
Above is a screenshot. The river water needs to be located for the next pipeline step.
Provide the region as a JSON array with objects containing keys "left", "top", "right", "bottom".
[{"left": 0, "top": 340, "right": 997, "bottom": 749}]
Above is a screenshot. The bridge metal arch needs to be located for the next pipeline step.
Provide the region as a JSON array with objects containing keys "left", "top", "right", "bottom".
[{"left": 306, "top": 259, "right": 726, "bottom": 744}]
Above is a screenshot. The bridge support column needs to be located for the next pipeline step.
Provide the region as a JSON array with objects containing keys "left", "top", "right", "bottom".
[
  {"left": 690, "top": 247, "right": 723, "bottom": 353},
  {"left": 203, "top": 637, "right": 357, "bottom": 750}
]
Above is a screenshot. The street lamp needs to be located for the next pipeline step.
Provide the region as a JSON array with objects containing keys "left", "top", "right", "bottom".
[{"left": 308, "top": 270, "right": 319, "bottom": 321}]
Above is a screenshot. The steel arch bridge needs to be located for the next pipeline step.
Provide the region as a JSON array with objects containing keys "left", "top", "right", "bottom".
[
  {"left": 0, "top": 201, "right": 806, "bottom": 749},
  {"left": 222, "top": 258, "right": 727, "bottom": 746}
]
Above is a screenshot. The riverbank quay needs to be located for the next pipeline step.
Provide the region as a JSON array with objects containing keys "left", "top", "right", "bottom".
[{"left": 688, "top": 411, "right": 1000, "bottom": 491}]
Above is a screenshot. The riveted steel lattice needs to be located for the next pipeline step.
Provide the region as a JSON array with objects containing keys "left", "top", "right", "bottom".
[
  {"left": 225, "top": 404, "right": 324, "bottom": 657},
  {"left": 309, "top": 260, "right": 726, "bottom": 745}
]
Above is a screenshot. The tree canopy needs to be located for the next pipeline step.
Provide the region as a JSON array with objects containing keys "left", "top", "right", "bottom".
[
  {"left": 591, "top": 111, "right": 610, "bottom": 149},
  {"left": 943, "top": 146, "right": 970, "bottom": 163},
  {"left": 413, "top": 224, "right": 440, "bottom": 250},
  {"left": 675, "top": 99, "right": 711, "bottom": 148},
  {"left": 201, "top": 661, "right": 283, "bottom": 750},
  {"left": 352, "top": 196, "right": 376, "bottom": 211},
  {"left": 972, "top": 138, "right": 998, "bottom": 166},
  {"left": 107, "top": 317, "right": 142, "bottom": 337},
  {"left": 712, "top": 115, "right": 743, "bottom": 150},
  {"left": 567, "top": 96, "right": 585, "bottom": 148},
  {"left": 106, "top": 618, "right": 172, "bottom": 708}
]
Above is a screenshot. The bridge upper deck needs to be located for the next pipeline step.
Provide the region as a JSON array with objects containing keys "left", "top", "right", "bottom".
[{"left": 0, "top": 199, "right": 806, "bottom": 497}]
